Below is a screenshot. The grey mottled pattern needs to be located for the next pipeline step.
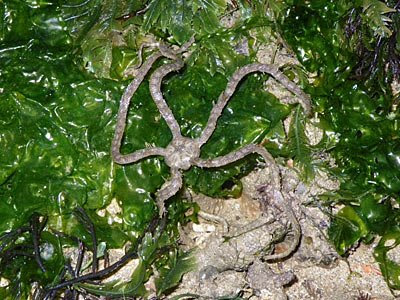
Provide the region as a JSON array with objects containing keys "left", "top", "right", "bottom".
[{"left": 111, "top": 38, "right": 310, "bottom": 259}]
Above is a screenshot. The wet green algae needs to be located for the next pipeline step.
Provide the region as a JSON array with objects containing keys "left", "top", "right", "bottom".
[
  {"left": 0, "top": 1, "right": 289, "bottom": 297},
  {"left": 281, "top": 0, "right": 400, "bottom": 289},
  {"left": 2, "top": 0, "right": 400, "bottom": 296}
]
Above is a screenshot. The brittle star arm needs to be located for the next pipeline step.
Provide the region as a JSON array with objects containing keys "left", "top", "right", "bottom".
[
  {"left": 263, "top": 190, "right": 301, "bottom": 261},
  {"left": 133, "top": 36, "right": 194, "bottom": 69},
  {"left": 194, "top": 144, "right": 300, "bottom": 259},
  {"left": 149, "top": 57, "right": 184, "bottom": 139},
  {"left": 197, "top": 63, "right": 312, "bottom": 147},
  {"left": 111, "top": 50, "right": 165, "bottom": 164},
  {"left": 113, "top": 147, "right": 168, "bottom": 165},
  {"left": 156, "top": 167, "right": 183, "bottom": 216},
  {"left": 112, "top": 37, "right": 195, "bottom": 164},
  {"left": 194, "top": 144, "right": 280, "bottom": 188},
  {"left": 148, "top": 37, "right": 195, "bottom": 139}
]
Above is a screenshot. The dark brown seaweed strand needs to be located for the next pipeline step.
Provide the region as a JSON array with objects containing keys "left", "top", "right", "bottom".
[
  {"left": 0, "top": 226, "right": 30, "bottom": 252},
  {"left": 43, "top": 266, "right": 67, "bottom": 300},
  {"left": 369, "top": 36, "right": 384, "bottom": 76},
  {"left": 0, "top": 244, "right": 34, "bottom": 261},
  {"left": 65, "top": 261, "right": 76, "bottom": 277},
  {"left": 64, "top": 262, "right": 78, "bottom": 300},
  {"left": 51, "top": 230, "right": 80, "bottom": 243},
  {"left": 104, "top": 247, "right": 110, "bottom": 269},
  {"left": 75, "top": 239, "right": 85, "bottom": 277},
  {"left": 63, "top": 288, "right": 78, "bottom": 300},
  {"left": 38, "top": 215, "right": 48, "bottom": 232},
  {"left": 73, "top": 207, "right": 98, "bottom": 273},
  {"left": 30, "top": 213, "right": 46, "bottom": 273},
  {"left": 47, "top": 214, "right": 166, "bottom": 292},
  {"left": 348, "top": 1, "right": 400, "bottom": 81},
  {"left": 47, "top": 244, "right": 139, "bottom": 290},
  {"left": 1, "top": 248, "right": 35, "bottom": 261},
  {"left": 388, "top": 29, "right": 400, "bottom": 79},
  {"left": 65, "top": 262, "right": 79, "bottom": 300},
  {"left": 44, "top": 288, "right": 57, "bottom": 300}
]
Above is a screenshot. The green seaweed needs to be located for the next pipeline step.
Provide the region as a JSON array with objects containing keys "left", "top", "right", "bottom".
[
  {"left": 155, "top": 249, "right": 196, "bottom": 296},
  {"left": 280, "top": 0, "right": 400, "bottom": 288},
  {"left": 0, "top": 0, "right": 295, "bottom": 297},
  {"left": 2, "top": 0, "right": 400, "bottom": 295},
  {"left": 286, "top": 104, "right": 314, "bottom": 182}
]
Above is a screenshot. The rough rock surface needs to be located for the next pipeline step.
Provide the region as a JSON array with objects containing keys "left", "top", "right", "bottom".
[{"left": 171, "top": 164, "right": 394, "bottom": 299}]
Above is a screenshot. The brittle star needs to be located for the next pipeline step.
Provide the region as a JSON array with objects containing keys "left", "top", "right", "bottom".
[{"left": 111, "top": 38, "right": 311, "bottom": 260}]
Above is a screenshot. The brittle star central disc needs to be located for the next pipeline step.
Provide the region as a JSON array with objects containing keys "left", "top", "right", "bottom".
[{"left": 164, "top": 137, "right": 201, "bottom": 170}]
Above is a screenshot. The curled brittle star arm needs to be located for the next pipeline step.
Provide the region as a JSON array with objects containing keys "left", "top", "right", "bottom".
[
  {"left": 149, "top": 59, "right": 184, "bottom": 139},
  {"left": 156, "top": 167, "right": 183, "bottom": 216},
  {"left": 197, "top": 63, "right": 312, "bottom": 146},
  {"left": 148, "top": 37, "right": 195, "bottom": 138},
  {"left": 112, "top": 38, "right": 195, "bottom": 163},
  {"left": 176, "top": 36, "right": 196, "bottom": 53},
  {"left": 157, "top": 35, "right": 195, "bottom": 59},
  {"left": 195, "top": 144, "right": 300, "bottom": 259},
  {"left": 194, "top": 144, "right": 280, "bottom": 188},
  {"left": 111, "top": 51, "right": 163, "bottom": 163},
  {"left": 263, "top": 190, "right": 301, "bottom": 261},
  {"left": 133, "top": 42, "right": 152, "bottom": 69}
]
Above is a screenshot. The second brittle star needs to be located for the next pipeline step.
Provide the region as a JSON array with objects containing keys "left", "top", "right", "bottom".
[{"left": 111, "top": 38, "right": 311, "bottom": 259}]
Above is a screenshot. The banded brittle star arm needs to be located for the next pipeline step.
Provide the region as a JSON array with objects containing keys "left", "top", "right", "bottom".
[
  {"left": 111, "top": 50, "right": 165, "bottom": 164},
  {"left": 111, "top": 37, "right": 194, "bottom": 164},
  {"left": 149, "top": 54, "right": 184, "bottom": 139},
  {"left": 148, "top": 36, "right": 195, "bottom": 139},
  {"left": 194, "top": 144, "right": 301, "bottom": 257},
  {"left": 156, "top": 167, "right": 183, "bottom": 216},
  {"left": 196, "top": 63, "right": 312, "bottom": 147},
  {"left": 194, "top": 144, "right": 280, "bottom": 188},
  {"left": 262, "top": 190, "right": 301, "bottom": 261}
]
